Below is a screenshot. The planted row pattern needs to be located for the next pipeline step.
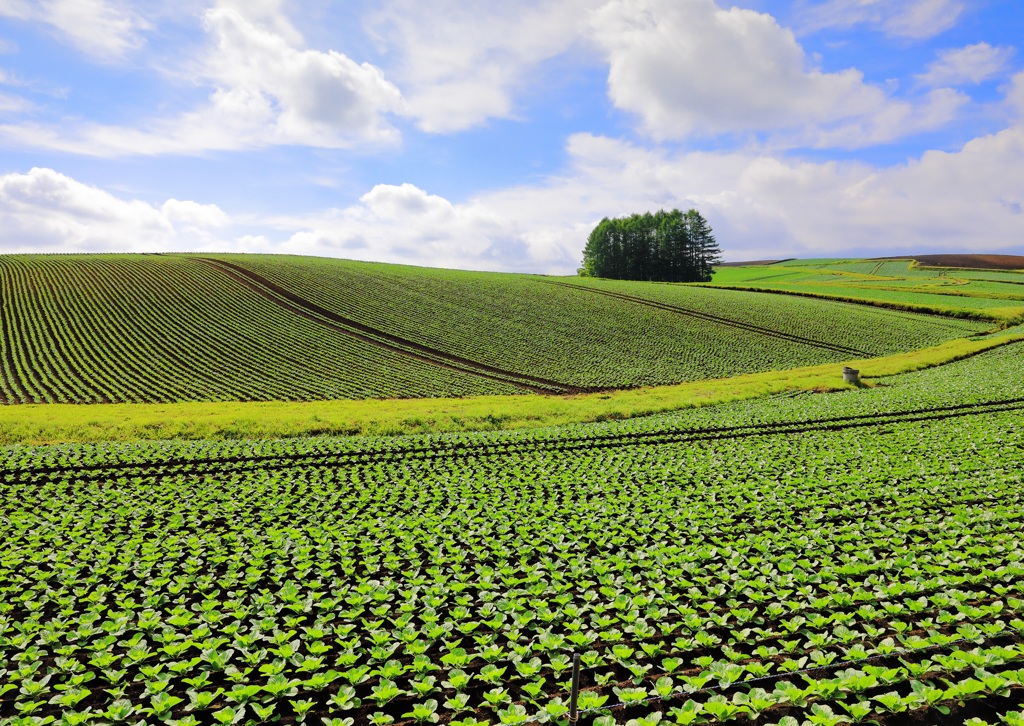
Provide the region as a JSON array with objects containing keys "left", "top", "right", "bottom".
[{"left": 1, "top": 349, "right": 1023, "bottom": 725}]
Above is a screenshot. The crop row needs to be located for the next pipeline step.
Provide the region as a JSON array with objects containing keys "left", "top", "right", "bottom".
[
  {"left": 2, "top": 395, "right": 1021, "bottom": 489},
  {"left": 194, "top": 257, "right": 578, "bottom": 395},
  {"left": 0, "top": 255, "right": 518, "bottom": 404},
  {"left": 708, "top": 259, "right": 1024, "bottom": 322},
  {"left": 542, "top": 280, "right": 871, "bottom": 357},
  {"left": 1, "top": 339, "right": 1020, "bottom": 477},
  {"left": 207, "top": 254, "right": 983, "bottom": 390},
  {"left": 2, "top": 342, "right": 1022, "bottom": 724}
]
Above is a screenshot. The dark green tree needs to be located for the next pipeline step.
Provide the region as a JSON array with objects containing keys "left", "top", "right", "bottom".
[{"left": 580, "top": 208, "right": 720, "bottom": 282}]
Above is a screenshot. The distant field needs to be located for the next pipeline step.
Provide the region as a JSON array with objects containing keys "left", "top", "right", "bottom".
[
  {"left": 708, "top": 257, "right": 1024, "bottom": 323},
  {"left": 897, "top": 253, "right": 1024, "bottom": 270},
  {"left": 0, "top": 253, "right": 988, "bottom": 405}
]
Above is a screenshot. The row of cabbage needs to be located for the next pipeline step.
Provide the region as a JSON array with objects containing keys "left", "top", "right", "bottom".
[
  {"left": 1, "top": 349, "right": 1022, "bottom": 724},
  {"left": 2, "top": 341, "right": 1019, "bottom": 477},
  {"left": 566, "top": 277, "right": 984, "bottom": 351},
  {"left": 207, "top": 255, "right": 985, "bottom": 390},
  {"left": 0, "top": 255, "right": 519, "bottom": 404}
]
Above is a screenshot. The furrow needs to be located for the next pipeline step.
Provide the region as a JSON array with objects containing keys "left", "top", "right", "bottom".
[
  {"left": 192, "top": 257, "right": 583, "bottom": 395},
  {"left": 544, "top": 279, "right": 873, "bottom": 358}
]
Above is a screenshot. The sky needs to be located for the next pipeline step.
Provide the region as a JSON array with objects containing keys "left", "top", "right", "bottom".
[{"left": 0, "top": 0, "right": 1022, "bottom": 273}]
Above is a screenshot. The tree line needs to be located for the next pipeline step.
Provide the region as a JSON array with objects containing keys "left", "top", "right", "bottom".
[{"left": 579, "top": 209, "right": 721, "bottom": 282}]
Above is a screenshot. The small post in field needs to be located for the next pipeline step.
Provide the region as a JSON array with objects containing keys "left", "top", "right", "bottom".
[{"left": 569, "top": 652, "right": 581, "bottom": 723}]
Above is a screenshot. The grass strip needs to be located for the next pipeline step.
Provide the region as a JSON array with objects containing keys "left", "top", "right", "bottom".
[{"left": 2, "top": 335, "right": 1020, "bottom": 446}]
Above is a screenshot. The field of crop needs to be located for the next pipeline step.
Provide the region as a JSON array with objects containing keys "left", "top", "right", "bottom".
[
  {"left": 0, "top": 254, "right": 991, "bottom": 404},
  {"left": 2, "top": 342, "right": 1022, "bottom": 726},
  {"left": 0, "top": 255, "right": 521, "bottom": 404},
  {"left": 199, "top": 254, "right": 988, "bottom": 390},
  {"left": 709, "top": 259, "right": 1024, "bottom": 323}
]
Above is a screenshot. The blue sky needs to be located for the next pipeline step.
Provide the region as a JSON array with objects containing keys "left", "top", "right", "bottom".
[{"left": 0, "top": 0, "right": 1022, "bottom": 272}]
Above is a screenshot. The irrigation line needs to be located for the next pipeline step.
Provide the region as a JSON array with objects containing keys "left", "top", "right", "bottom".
[{"left": 522, "top": 626, "right": 1022, "bottom": 724}]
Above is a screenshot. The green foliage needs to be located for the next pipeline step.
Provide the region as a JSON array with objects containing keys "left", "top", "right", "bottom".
[
  {"left": 1, "top": 344, "right": 1023, "bottom": 726},
  {"left": 581, "top": 209, "right": 721, "bottom": 282},
  {"left": 0, "top": 253, "right": 988, "bottom": 410},
  {"left": 709, "top": 257, "right": 1024, "bottom": 323}
]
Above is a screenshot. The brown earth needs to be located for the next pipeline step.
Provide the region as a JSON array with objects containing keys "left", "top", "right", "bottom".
[
  {"left": 875, "top": 254, "right": 1024, "bottom": 270},
  {"left": 718, "top": 259, "right": 793, "bottom": 266}
]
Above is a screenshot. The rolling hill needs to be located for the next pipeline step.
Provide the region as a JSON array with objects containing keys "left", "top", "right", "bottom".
[
  {"left": 708, "top": 257, "right": 1024, "bottom": 323},
  {"left": 0, "top": 253, "right": 990, "bottom": 405}
]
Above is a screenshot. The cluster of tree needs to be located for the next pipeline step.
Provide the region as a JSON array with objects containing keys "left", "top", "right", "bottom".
[{"left": 579, "top": 209, "right": 721, "bottom": 282}]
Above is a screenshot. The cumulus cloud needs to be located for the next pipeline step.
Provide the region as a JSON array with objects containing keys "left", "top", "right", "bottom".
[
  {"left": 0, "top": 168, "right": 233, "bottom": 252},
  {"left": 0, "top": 0, "right": 149, "bottom": 60},
  {"left": 367, "top": 0, "right": 591, "bottom": 132},
  {"left": 275, "top": 183, "right": 524, "bottom": 271},
  {"left": 798, "top": 0, "right": 966, "bottom": 39},
  {"left": 6, "top": 113, "right": 1024, "bottom": 271},
  {"left": 918, "top": 43, "right": 1015, "bottom": 87},
  {"left": 0, "top": 5, "right": 404, "bottom": 155},
  {"left": 264, "top": 115, "right": 1024, "bottom": 273},
  {"left": 590, "top": 0, "right": 959, "bottom": 145}
]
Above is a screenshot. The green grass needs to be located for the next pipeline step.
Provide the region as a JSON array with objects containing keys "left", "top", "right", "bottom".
[
  {"left": 0, "top": 253, "right": 989, "bottom": 406},
  {"left": 708, "top": 258, "right": 1024, "bottom": 323},
  {"left": 2, "top": 333, "right": 1017, "bottom": 446}
]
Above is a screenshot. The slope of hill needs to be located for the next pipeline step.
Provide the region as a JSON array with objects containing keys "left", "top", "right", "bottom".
[
  {"left": 0, "top": 253, "right": 990, "bottom": 404},
  {"left": 710, "top": 257, "right": 1024, "bottom": 322},
  {"left": 890, "top": 252, "right": 1024, "bottom": 270}
]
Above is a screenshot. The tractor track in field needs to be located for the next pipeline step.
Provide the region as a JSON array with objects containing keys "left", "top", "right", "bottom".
[
  {"left": 4, "top": 397, "right": 1022, "bottom": 485},
  {"left": 193, "top": 257, "right": 587, "bottom": 396},
  {"left": 542, "top": 279, "right": 874, "bottom": 358}
]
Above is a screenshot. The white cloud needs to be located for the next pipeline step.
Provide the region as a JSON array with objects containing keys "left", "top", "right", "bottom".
[
  {"left": 0, "top": 5, "right": 405, "bottom": 155},
  {"left": 199, "top": 7, "right": 405, "bottom": 146},
  {"left": 275, "top": 183, "right": 521, "bottom": 271},
  {"left": 366, "top": 0, "right": 591, "bottom": 132},
  {"left": 590, "top": 0, "right": 957, "bottom": 145},
  {"left": 0, "top": 168, "right": 233, "bottom": 252},
  {"left": 5, "top": 114, "right": 1024, "bottom": 270},
  {"left": 264, "top": 114, "right": 1024, "bottom": 273},
  {"left": 212, "top": 0, "right": 303, "bottom": 45},
  {"left": 798, "top": 0, "right": 966, "bottom": 39},
  {"left": 798, "top": 87, "right": 967, "bottom": 148},
  {"left": 0, "top": 0, "right": 149, "bottom": 60},
  {"left": 1009, "top": 72, "right": 1024, "bottom": 117},
  {"left": 0, "top": 91, "right": 32, "bottom": 113},
  {"left": 918, "top": 43, "right": 1015, "bottom": 87}
]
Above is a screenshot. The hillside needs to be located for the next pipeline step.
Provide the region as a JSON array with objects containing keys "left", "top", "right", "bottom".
[
  {"left": 709, "top": 257, "right": 1024, "bottom": 322},
  {"left": 889, "top": 252, "right": 1024, "bottom": 270},
  {"left": 0, "top": 253, "right": 989, "bottom": 404}
]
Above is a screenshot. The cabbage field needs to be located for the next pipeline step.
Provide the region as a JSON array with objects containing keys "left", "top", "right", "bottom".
[
  {"left": 708, "top": 258, "right": 1024, "bottom": 324},
  {"left": 0, "top": 254, "right": 988, "bottom": 404},
  {"left": 2, "top": 343, "right": 1022, "bottom": 726}
]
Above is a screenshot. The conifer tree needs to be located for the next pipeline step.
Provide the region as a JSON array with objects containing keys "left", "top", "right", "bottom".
[{"left": 580, "top": 208, "right": 720, "bottom": 282}]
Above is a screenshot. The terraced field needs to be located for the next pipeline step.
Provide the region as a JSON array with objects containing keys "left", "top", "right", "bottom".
[
  {"left": 0, "top": 254, "right": 989, "bottom": 404},
  {"left": 709, "top": 258, "right": 1024, "bottom": 323},
  {"left": 2, "top": 343, "right": 1022, "bottom": 726}
]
